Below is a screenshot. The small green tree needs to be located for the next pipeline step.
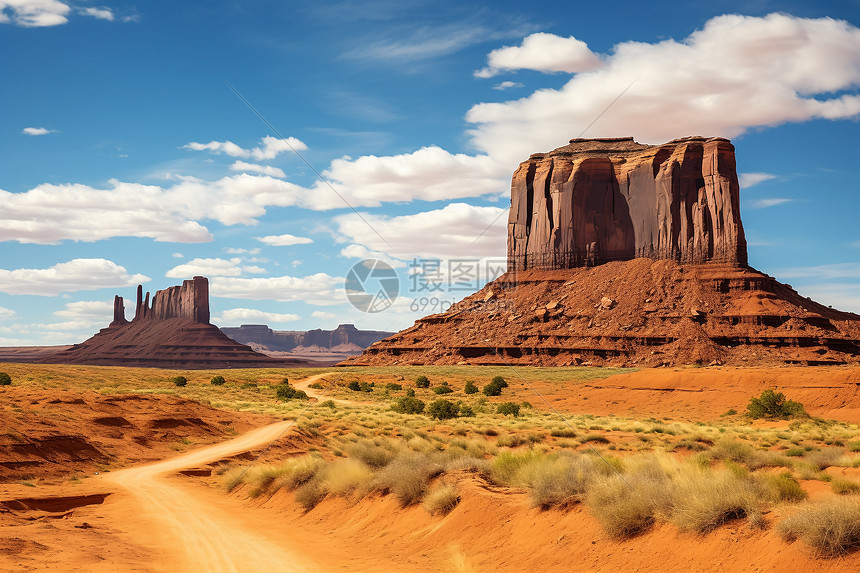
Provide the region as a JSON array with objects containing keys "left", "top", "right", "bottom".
[
  {"left": 747, "top": 389, "right": 806, "bottom": 419},
  {"left": 427, "top": 399, "right": 460, "bottom": 420},
  {"left": 276, "top": 383, "right": 308, "bottom": 401},
  {"left": 463, "top": 380, "right": 478, "bottom": 394},
  {"left": 171, "top": 375, "right": 188, "bottom": 387},
  {"left": 433, "top": 382, "right": 454, "bottom": 394},
  {"left": 385, "top": 382, "right": 403, "bottom": 391},
  {"left": 415, "top": 375, "right": 430, "bottom": 388},
  {"left": 483, "top": 377, "right": 508, "bottom": 396},
  {"left": 0, "top": 372, "right": 11, "bottom": 386},
  {"left": 210, "top": 375, "right": 226, "bottom": 386},
  {"left": 391, "top": 395, "right": 425, "bottom": 414},
  {"left": 406, "top": 388, "right": 416, "bottom": 397},
  {"left": 496, "top": 402, "right": 521, "bottom": 417},
  {"left": 347, "top": 380, "right": 362, "bottom": 391}
]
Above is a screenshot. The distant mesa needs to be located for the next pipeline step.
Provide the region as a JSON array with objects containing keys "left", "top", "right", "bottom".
[
  {"left": 42, "top": 276, "right": 308, "bottom": 369},
  {"left": 221, "top": 323, "right": 394, "bottom": 358},
  {"left": 347, "top": 137, "right": 860, "bottom": 368}
]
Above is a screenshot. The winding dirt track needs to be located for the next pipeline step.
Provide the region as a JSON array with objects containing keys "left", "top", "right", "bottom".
[{"left": 103, "top": 421, "right": 315, "bottom": 573}]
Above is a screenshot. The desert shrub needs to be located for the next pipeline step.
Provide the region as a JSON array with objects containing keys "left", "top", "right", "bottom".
[
  {"left": 344, "top": 440, "right": 395, "bottom": 468},
  {"left": 171, "top": 376, "right": 188, "bottom": 387},
  {"left": 210, "top": 375, "right": 226, "bottom": 386},
  {"left": 496, "top": 402, "right": 521, "bottom": 417},
  {"left": 240, "top": 382, "right": 257, "bottom": 389},
  {"left": 831, "top": 479, "right": 860, "bottom": 495},
  {"left": 433, "top": 383, "right": 454, "bottom": 395},
  {"left": 582, "top": 434, "right": 610, "bottom": 444},
  {"left": 391, "top": 395, "right": 425, "bottom": 415},
  {"left": 415, "top": 375, "right": 430, "bottom": 388},
  {"left": 294, "top": 478, "right": 326, "bottom": 511},
  {"left": 848, "top": 442, "right": 860, "bottom": 453},
  {"left": 496, "top": 433, "right": 528, "bottom": 448},
  {"left": 276, "top": 383, "right": 308, "bottom": 401},
  {"left": 373, "top": 453, "right": 441, "bottom": 506},
  {"left": 586, "top": 471, "right": 671, "bottom": 538},
  {"left": 668, "top": 466, "right": 766, "bottom": 532},
  {"left": 779, "top": 498, "right": 860, "bottom": 556},
  {"left": 806, "top": 447, "right": 846, "bottom": 471},
  {"left": 323, "top": 458, "right": 374, "bottom": 496},
  {"left": 385, "top": 382, "right": 403, "bottom": 391},
  {"left": 483, "top": 376, "right": 508, "bottom": 396},
  {"left": 309, "top": 382, "right": 324, "bottom": 389},
  {"left": 550, "top": 428, "right": 578, "bottom": 438},
  {"left": 464, "top": 380, "right": 478, "bottom": 394},
  {"left": 427, "top": 399, "right": 460, "bottom": 420},
  {"left": 747, "top": 389, "right": 807, "bottom": 420},
  {"left": 423, "top": 483, "right": 460, "bottom": 515},
  {"left": 406, "top": 388, "right": 416, "bottom": 397},
  {"left": 766, "top": 472, "right": 808, "bottom": 502},
  {"left": 320, "top": 400, "right": 336, "bottom": 409},
  {"left": 0, "top": 372, "right": 11, "bottom": 386},
  {"left": 459, "top": 404, "right": 475, "bottom": 417},
  {"left": 785, "top": 448, "right": 805, "bottom": 457},
  {"left": 347, "top": 380, "right": 361, "bottom": 391}
]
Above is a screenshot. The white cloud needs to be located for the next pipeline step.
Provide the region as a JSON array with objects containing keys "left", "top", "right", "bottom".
[
  {"left": 467, "top": 14, "right": 860, "bottom": 167},
  {"left": 225, "top": 247, "right": 261, "bottom": 255},
  {"left": 256, "top": 234, "right": 313, "bottom": 247},
  {"left": 0, "top": 259, "right": 149, "bottom": 296},
  {"left": 172, "top": 252, "right": 184, "bottom": 258},
  {"left": 334, "top": 202, "right": 507, "bottom": 261},
  {"left": 212, "top": 308, "right": 300, "bottom": 325},
  {"left": 230, "top": 161, "right": 286, "bottom": 178},
  {"left": 739, "top": 172, "right": 778, "bottom": 189},
  {"left": 165, "top": 257, "right": 244, "bottom": 278},
  {"left": 0, "top": 0, "right": 70, "bottom": 27},
  {"left": 749, "top": 198, "right": 793, "bottom": 209},
  {"left": 311, "top": 310, "right": 337, "bottom": 320},
  {"left": 242, "top": 265, "right": 267, "bottom": 274},
  {"left": 777, "top": 263, "right": 860, "bottom": 280},
  {"left": 22, "top": 126, "right": 55, "bottom": 136},
  {"left": 210, "top": 273, "right": 343, "bottom": 305},
  {"left": 0, "top": 306, "right": 15, "bottom": 319},
  {"left": 79, "top": 6, "right": 112, "bottom": 21},
  {"left": 53, "top": 300, "right": 113, "bottom": 320},
  {"left": 183, "top": 135, "right": 307, "bottom": 161},
  {"left": 790, "top": 282, "right": 860, "bottom": 314},
  {"left": 475, "top": 32, "right": 603, "bottom": 78},
  {"left": 492, "top": 81, "right": 524, "bottom": 91},
  {"left": 339, "top": 243, "right": 405, "bottom": 269}
]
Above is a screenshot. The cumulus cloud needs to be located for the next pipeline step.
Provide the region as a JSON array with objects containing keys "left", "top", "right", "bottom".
[
  {"left": 334, "top": 202, "right": 507, "bottom": 261},
  {"left": 22, "top": 126, "right": 55, "bottom": 136},
  {"left": 0, "top": 306, "right": 15, "bottom": 319},
  {"left": 0, "top": 259, "right": 149, "bottom": 296},
  {"left": 777, "top": 262, "right": 860, "bottom": 280},
  {"left": 492, "top": 81, "right": 524, "bottom": 91},
  {"left": 475, "top": 32, "right": 603, "bottom": 78},
  {"left": 311, "top": 310, "right": 337, "bottom": 320},
  {"left": 256, "top": 234, "right": 313, "bottom": 247},
  {"left": 79, "top": 6, "right": 112, "bottom": 21},
  {"left": 467, "top": 14, "right": 860, "bottom": 166},
  {"left": 739, "top": 172, "right": 778, "bottom": 189},
  {"left": 210, "top": 273, "right": 343, "bottom": 305},
  {"left": 0, "top": 0, "right": 70, "bottom": 27},
  {"left": 53, "top": 300, "right": 113, "bottom": 320},
  {"left": 183, "top": 135, "right": 307, "bottom": 161},
  {"left": 212, "top": 308, "right": 300, "bottom": 325},
  {"left": 165, "top": 257, "right": 246, "bottom": 278},
  {"left": 229, "top": 161, "right": 286, "bottom": 178}
]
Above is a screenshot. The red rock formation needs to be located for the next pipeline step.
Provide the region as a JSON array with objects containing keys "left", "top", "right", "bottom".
[
  {"left": 508, "top": 137, "right": 747, "bottom": 270},
  {"left": 110, "top": 295, "right": 128, "bottom": 327},
  {"left": 135, "top": 276, "right": 210, "bottom": 323}
]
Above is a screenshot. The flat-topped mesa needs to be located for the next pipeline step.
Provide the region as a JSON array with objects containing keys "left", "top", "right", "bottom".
[
  {"left": 508, "top": 136, "right": 748, "bottom": 271},
  {"left": 133, "top": 276, "right": 210, "bottom": 324}
]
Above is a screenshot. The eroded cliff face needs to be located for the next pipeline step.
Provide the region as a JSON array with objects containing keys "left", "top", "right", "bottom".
[
  {"left": 132, "top": 276, "right": 210, "bottom": 323},
  {"left": 508, "top": 136, "right": 747, "bottom": 270}
]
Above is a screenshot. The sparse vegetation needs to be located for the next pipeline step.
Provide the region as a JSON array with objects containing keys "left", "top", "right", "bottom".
[
  {"left": 427, "top": 399, "right": 460, "bottom": 420},
  {"left": 747, "top": 389, "right": 807, "bottom": 420},
  {"left": 415, "top": 375, "right": 430, "bottom": 388},
  {"left": 496, "top": 402, "right": 521, "bottom": 417},
  {"left": 423, "top": 483, "right": 460, "bottom": 515},
  {"left": 391, "top": 395, "right": 425, "bottom": 414},
  {"left": 171, "top": 375, "right": 188, "bottom": 387},
  {"left": 483, "top": 376, "right": 509, "bottom": 396},
  {"left": 385, "top": 382, "right": 403, "bottom": 391},
  {"left": 0, "top": 372, "right": 12, "bottom": 386},
  {"left": 463, "top": 380, "right": 478, "bottom": 394},
  {"left": 309, "top": 382, "right": 324, "bottom": 389},
  {"left": 779, "top": 499, "right": 860, "bottom": 556},
  {"left": 210, "top": 375, "right": 226, "bottom": 386},
  {"left": 276, "top": 382, "right": 308, "bottom": 401},
  {"left": 433, "top": 381, "right": 454, "bottom": 394}
]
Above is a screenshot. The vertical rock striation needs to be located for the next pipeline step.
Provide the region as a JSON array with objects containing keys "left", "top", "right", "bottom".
[
  {"left": 133, "top": 276, "right": 210, "bottom": 323},
  {"left": 508, "top": 136, "right": 747, "bottom": 271}
]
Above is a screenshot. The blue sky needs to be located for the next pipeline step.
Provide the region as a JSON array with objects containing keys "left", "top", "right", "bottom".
[{"left": 1, "top": 0, "right": 859, "bottom": 346}]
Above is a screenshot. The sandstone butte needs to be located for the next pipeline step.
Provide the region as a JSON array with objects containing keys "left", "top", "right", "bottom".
[
  {"left": 346, "top": 136, "right": 860, "bottom": 368},
  {"left": 42, "top": 276, "right": 304, "bottom": 368}
]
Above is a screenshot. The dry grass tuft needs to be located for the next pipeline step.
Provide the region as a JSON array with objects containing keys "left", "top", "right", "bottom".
[
  {"left": 668, "top": 466, "right": 765, "bottom": 532},
  {"left": 779, "top": 499, "right": 860, "bottom": 556},
  {"left": 373, "top": 452, "right": 442, "bottom": 506},
  {"left": 422, "top": 483, "right": 460, "bottom": 515}
]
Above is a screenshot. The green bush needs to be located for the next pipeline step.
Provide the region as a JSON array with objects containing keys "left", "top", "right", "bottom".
[
  {"left": 347, "top": 380, "right": 361, "bottom": 391},
  {"left": 0, "top": 372, "right": 11, "bottom": 386},
  {"left": 391, "top": 395, "right": 425, "bottom": 414},
  {"left": 483, "top": 376, "right": 509, "bottom": 396},
  {"left": 359, "top": 382, "right": 373, "bottom": 392},
  {"left": 210, "top": 375, "right": 226, "bottom": 386},
  {"left": 320, "top": 400, "right": 336, "bottom": 409},
  {"left": 427, "top": 399, "right": 460, "bottom": 420},
  {"left": 433, "top": 384, "right": 454, "bottom": 394},
  {"left": 496, "top": 402, "right": 520, "bottom": 417},
  {"left": 276, "top": 383, "right": 308, "bottom": 401},
  {"left": 385, "top": 382, "right": 403, "bottom": 391},
  {"left": 171, "top": 376, "right": 188, "bottom": 387},
  {"left": 747, "top": 389, "right": 807, "bottom": 419},
  {"left": 406, "top": 388, "right": 416, "bottom": 397},
  {"left": 785, "top": 448, "right": 805, "bottom": 457},
  {"left": 415, "top": 375, "right": 430, "bottom": 388},
  {"left": 464, "top": 380, "right": 478, "bottom": 394},
  {"left": 309, "top": 382, "right": 324, "bottom": 389},
  {"left": 459, "top": 405, "right": 476, "bottom": 417}
]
